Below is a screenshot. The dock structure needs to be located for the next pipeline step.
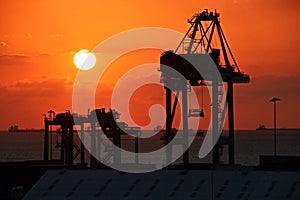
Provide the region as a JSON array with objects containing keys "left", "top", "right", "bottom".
[{"left": 43, "top": 108, "right": 141, "bottom": 168}]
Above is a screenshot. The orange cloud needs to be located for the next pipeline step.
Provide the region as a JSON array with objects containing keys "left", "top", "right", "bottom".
[{"left": 0, "top": 77, "right": 72, "bottom": 129}]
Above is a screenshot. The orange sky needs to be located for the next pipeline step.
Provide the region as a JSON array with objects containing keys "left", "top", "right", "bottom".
[{"left": 0, "top": 0, "right": 300, "bottom": 130}]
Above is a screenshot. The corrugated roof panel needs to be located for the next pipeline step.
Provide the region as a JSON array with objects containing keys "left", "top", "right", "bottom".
[{"left": 24, "top": 169, "right": 300, "bottom": 200}]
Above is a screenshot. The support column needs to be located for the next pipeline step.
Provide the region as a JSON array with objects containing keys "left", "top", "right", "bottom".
[
  {"left": 97, "top": 130, "right": 101, "bottom": 163},
  {"left": 80, "top": 123, "right": 85, "bottom": 165},
  {"left": 182, "top": 81, "right": 189, "bottom": 165},
  {"left": 61, "top": 125, "right": 66, "bottom": 163},
  {"left": 227, "top": 81, "right": 235, "bottom": 164},
  {"left": 43, "top": 120, "right": 49, "bottom": 161},
  {"left": 273, "top": 101, "right": 277, "bottom": 156},
  {"left": 135, "top": 136, "right": 139, "bottom": 164},
  {"left": 66, "top": 125, "right": 74, "bottom": 167},
  {"left": 165, "top": 82, "right": 172, "bottom": 164},
  {"left": 212, "top": 81, "right": 220, "bottom": 165},
  {"left": 90, "top": 122, "right": 97, "bottom": 168},
  {"left": 113, "top": 127, "right": 121, "bottom": 165},
  {"left": 50, "top": 125, "right": 52, "bottom": 160}
]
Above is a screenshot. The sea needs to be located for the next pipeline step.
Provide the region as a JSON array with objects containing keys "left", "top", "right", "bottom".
[{"left": 0, "top": 130, "right": 300, "bottom": 166}]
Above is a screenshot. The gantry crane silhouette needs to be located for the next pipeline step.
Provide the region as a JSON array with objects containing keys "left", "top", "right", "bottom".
[
  {"left": 160, "top": 9, "right": 250, "bottom": 165},
  {"left": 43, "top": 108, "right": 140, "bottom": 168}
]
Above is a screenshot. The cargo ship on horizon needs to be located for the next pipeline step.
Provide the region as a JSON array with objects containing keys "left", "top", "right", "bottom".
[
  {"left": 8, "top": 125, "right": 44, "bottom": 132},
  {"left": 256, "top": 124, "right": 300, "bottom": 131}
]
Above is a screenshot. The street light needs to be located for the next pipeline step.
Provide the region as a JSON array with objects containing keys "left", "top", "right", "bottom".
[{"left": 270, "top": 97, "right": 280, "bottom": 156}]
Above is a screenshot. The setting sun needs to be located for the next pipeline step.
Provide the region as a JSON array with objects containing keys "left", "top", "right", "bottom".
[{"left": 73, "top": 49, "right": 96, "bottom": 70}]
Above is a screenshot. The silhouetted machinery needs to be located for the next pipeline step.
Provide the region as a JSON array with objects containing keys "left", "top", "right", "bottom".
[
  {"left": 43, "top": 9, "right": 249, "bottom": 168},
  {"left": 160, "top": 9, "right": 250, "bottom": 165},
  {"left": 43, "top": 108, "right": 140, "bottom": 167},
  {"left": 43, "top": 110, "right": 78, "bottom": 166},
  {"left": 89, "top": 108, "right": 140, "bottom": 165}
]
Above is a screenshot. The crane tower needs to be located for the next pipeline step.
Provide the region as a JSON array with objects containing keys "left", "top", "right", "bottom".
[{"left": 160, "top": 9, "right": 250, "bottom": 165}]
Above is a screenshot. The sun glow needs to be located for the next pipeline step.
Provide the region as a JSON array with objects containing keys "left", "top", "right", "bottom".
[{"left": 73, "top": 49, "right": 96, "bottom": 70}]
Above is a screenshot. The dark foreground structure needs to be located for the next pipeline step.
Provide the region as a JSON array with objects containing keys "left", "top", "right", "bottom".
[
  {"left": 24, "top": 169, "right": 300, "bottom": 200},
  {"left": 1, "top": 159, "right": 300, "bottom": 200}
]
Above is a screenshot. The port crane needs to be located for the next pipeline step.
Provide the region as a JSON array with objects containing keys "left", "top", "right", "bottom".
[
  {"left": 43, "top": 108, "right": 140, "bottom": 167},
  {"left": 160, "top": 9, "right": 250, "bottom": 165}
]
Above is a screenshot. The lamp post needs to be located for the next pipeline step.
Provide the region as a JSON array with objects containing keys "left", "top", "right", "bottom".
[{"left": 270, "top": 97, "right": 280, "bottom": 156}]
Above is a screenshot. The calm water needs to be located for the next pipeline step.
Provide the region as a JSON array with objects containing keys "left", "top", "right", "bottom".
[{"left": 0, "top": 130, "right": 300, "bottom": 166}]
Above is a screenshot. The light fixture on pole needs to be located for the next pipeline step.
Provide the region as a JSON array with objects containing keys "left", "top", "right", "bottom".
[{"left": 270, "top": 97, "right": 280, "bottom": 156}]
